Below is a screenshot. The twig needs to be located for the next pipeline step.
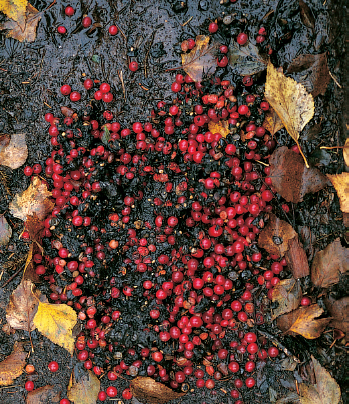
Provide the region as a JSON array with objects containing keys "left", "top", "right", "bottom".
[
  {"left": 182, "top": 16, "right": 193, "bottom": 27},
  {"left": 320, "top": 146, "right": 344, "bottom": 150},
  {"left": 144, "top": 31, "right": 156, "bottom": 78},
  {"left": 257, "top": 329, "right": 301, "bottom": 363},
  {"left": 329, "top": 70, "right": 341, "bottom": 88},
  {"left": 0, "top": 265, "right": 24, "bottom": 288},
  {"left": 117, "top": 70, "right": 127, "bottom": 101}
]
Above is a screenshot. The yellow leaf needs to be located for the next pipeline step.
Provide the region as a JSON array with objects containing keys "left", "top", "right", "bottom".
[
  {"left": 344, "top": 138, "right": 349, "bottom": 167},
  {"left": 208, "top": 120, "right": 230, "bottom": 138},
  {"left": 327, "top": 172, "right": 349, "bottom": 213},
  {"left": 262, "top": 108, "right": 284, "bottom": 136},
  {"left": 0, "top": 133, "right": 28, "bottom": 169},
  {"left": 33, "top": 301, "right": 77, "bottom": 355},
  {"left": 9, "top": 176, "right": 53, "bottom": 221},
  {"left": 0, "top": 0, "right": 27, "bottom": 31},
  {"left": 67, "top": 368, "right": 100, "bottom": 404},
  {"left": 0, "top": 341, "right": 27, "bottom": 386},
  {"left": 26, "top": 385, "right": 61, "bottom": 404},
  {"left": 265, "top": 60, "right": 314, "bottom": 167}
]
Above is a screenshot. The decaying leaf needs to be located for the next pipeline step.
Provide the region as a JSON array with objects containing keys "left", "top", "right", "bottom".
[
  {"left": 0, "top": 0, "right": 27, "bottom": 31},
  {"left": 324, "top": 296, "right": 349, "bottom": 341},
  {"left": 67, "top": 367, "right": 100, "bottom": 404},
  {"left": 276, "top": 392, "right": 300, "bottom": 404},
  {"left": 0, "top": 215, "right": 12, "bottom": 246},
  {"left": 208, "top": 120, "right": 230, "bottom": 138},
  {"left": 272, "top": 278, "right": 302, "bottom": 320},
  {"left": 0, "top": 341, "right": 27, "bottom": 386},
  {"left": 311, "top": 238, "right": 349, "bottom": 288},
  {"left": 0, "top": 134, "right": 28, "bottom": 169},
  {"left": 181, "top": 35, "right": 219, "bottom": 82},
  {"left": 286, "top": 53, "right": 330, "bottom": 98},
  {"left": 229, "top": 39, "right": 267, "bottom": 76},
  {"left": 26, "top": 385, "right": 61, "bottom": 404},
  {"left": 6, "top": 279, "right": 47, "bottom": 332},
  {"left": 280, "top": 357, "right": 298, "bottom": 372},
  {"left": 9, "top": 176, "right": 53, "bottom": 221},
  {"left": 33, "top": 301, "right": 77, "bottom": 354},
  {"left": 263, "top": 108, "right": 285, "bottom": 136},
  {"left": 25, "top": 213, "right": 44, "bottom": 252},
  {"left": 327, "top": 172, "right": 349, "bottom": 213},
  {"left": 130, "top": 376, "right": 186, "bottom": 404},
  {"left": 299, "top": 0, "right": 315, "bottom": 32},
  {"left": 344, "top": 138, "right": 349, "bottom": 167},
  {"left": 0, "top": 3, "right": 41, "bottom": 42},
  {"left": 265, "top": 61, "right": 315, "bottom": 167},
  {"left": 269, "top": 147, "right": 329, "bottom": 203},
  {"left": 277, "top": 304, "right": 331, "bottom": 339},
  {"left": 298, "top": 356, "right": 341, "bottom": 404}
]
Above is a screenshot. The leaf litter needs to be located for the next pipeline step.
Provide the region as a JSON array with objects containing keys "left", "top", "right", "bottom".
[
  {"left": 67, "top": 365, "right": 100, "bottom": 404},
  {"left": 0, "top": 341, "right": 27, "bottom": 386},
  {"left": 229, "top": 39, "right": 267, "bottom": 76},
  {"left": 0, "top": 133, "right": 28, "bottom": 169},
  {"left": 271, "top": 278, "right": 302, "bottom": 321}
]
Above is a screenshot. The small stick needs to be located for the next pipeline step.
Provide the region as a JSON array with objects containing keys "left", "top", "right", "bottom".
[
  {"left": 182, "top": 16, "right": 193, "bottom": 27},
  {"left": 329, "top": 70, "right": 341, "bottom": 88},
  {"left": 0, "top": 265, "right": 24, "bottom": 288},
  {"left": 255, "top": 160, "right": 269, "bottom": 166},
  {"left": 117, "top": 70, "right": 126, "bottom": 101},
  {"left": 320, "top": 146, "right": 344, "bottom": 150}
]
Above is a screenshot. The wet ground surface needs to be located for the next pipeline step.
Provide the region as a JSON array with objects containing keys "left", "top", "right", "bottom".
[{"left": 0, "top": 0, "right": 347, "bottom": 403}]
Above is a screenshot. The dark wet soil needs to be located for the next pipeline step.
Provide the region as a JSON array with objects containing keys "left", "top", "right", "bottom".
[{"left": 0, "top": 0, "right": 347, "bottom": 403}]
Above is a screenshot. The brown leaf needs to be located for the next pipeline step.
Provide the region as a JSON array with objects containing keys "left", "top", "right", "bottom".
[
  {"left": 130, "top": 377, "right": 185, "bottom": 404},
  {"left": 299, "top": 0, "right": 315, "bottom": 32},
  {"left": 0, "top": 0, "right": 28, "bottom": 31},
  {"left": 228, "top": 39, "right": 267, "bottom": 76},
  {"left": 298, "top": 356, "right": 341, "bottom": 404},
  {"left": 327, "top": 173, "right": 349, "bottom": 213},
  {"left": 311, "top": 238, "right": 349, "bottom": 288},
  {"left": 26, "top": 385, "right": 61, "bottom": 404},
  {"left": 258, "top": 213, "right": 297, "bottom": 257},
  {"left": 22, "top": 243, "right": 41, "bottom": 283},
  {"left": 25, "top": 213, "right": 44, "bottom": 252},
  {"left": 277, "top": 304, "right": 331, "bottom": 339},
  {"left": 6, "top": 279, "right": 47, "bottom": 332},
  {"left": 181, "top": 35, "right": 219, "bottom": 82},
  {"left": 67, "top": 367, "right": 100, "bottom": 404},
  {"left": 265, "top": 61, "right": 315, "bottom": 167},
  {"left": 286, "top": 53, "right": 330, "bottom": 98},
  {"left": 263, "top": 108, "right": 284, "bottom": 136},
  {"left": 60, "top": 106, "right": 74, "bottom": 117},
  {"left": 208, "top": 120, "right": 230, "bottom": 138},
  {"left": 324, "top": 296, "right": 349, "bottom": 341},
  {"left": 344, "top": 138, "right": 349, "bottom": 167},
  {"left": 0, "top": 133, "right": 28, "bottom": 169},
  {"left": 0, "top": 341, "right": 27, "bottom": 386},
  {"left": 9, "top": 176, "right": 53, "bottom": 221},
  {"left": 0, "top": 3, "right": 41, "bottom": 42},
  {"left": 272, "top": 278, "right": 302, "bottom": 320},
  {"left": 0, "top": 215, "right": 12, "bottom": 246},
  {"left": 270, "top": 147, "right": 329, "bottom": 203},
  {"left": 284, "top": 236, "right": 310, "bottom": 279}
]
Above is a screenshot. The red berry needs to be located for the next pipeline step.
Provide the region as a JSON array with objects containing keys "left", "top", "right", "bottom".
[
  {"left": 106, "top": 386, "right": 117, "bottom": 397},
  {"left": 245, "top": 377, "right": 256, "bottom": 388},
  {"left": 57, "top": 26, "right": 67, "bottom": 34},
  {"left": 25, "top": 381, "right": 34, "bottom": 391},
  {"left": 109, "top": 25, "right": 118, "bottom": 35},
  {"left": 60, "top": 400, "right": 70, "bottom": 404},
  {"left": 98, "top": 391, "right": 107, "bottom": 401},
  {"left": 48, "top": 361, "right": 59, "bottom": 372},
  {"left": 220, "top": 45, "right": 228, "bottom": 53},
  {"left": 84, "top": 78, "right": 94, "bottom": 90},
  {"left": 82, "top": 16, "right": 92, "bottom": 28},
  {"left": 65, "top": 6, "right": 74, "bottom": 16},
  {"left": 102, "top": 92, "right": 113, "bottom": 103},
  {"left": 24, "top": 166, "right": 33, "bottom": 176},
  {"left": 301, "top": 297, "right": 311, "bottom": 306},
  {"left": 209, "top": 22, "right": 218, "bottom": 33},
  {"left": 268, "top": 346, "right": 279, "bottom": 357},
  {"left": 70, "top": 91, "right": 81, "bottom": 102},
  {"left": 129, "top": 61, "right": 138, "bottom": 72},
  {"left": 60, "top": 84, "right": 71, "bottom": 95},
  {"left": 237, "top": 33, "right": 248, "bottom": 45}
]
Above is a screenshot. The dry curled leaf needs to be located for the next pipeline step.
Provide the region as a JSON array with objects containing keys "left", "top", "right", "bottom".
[
  {"left": 263, "top": 108, "right": 284, "bottom": 136},
  {"left": 6, "top": 279, "right": 47, "bottom": 331},
  {"left": 0, "top": 341, "right": 27, "bottom": 386},
  {"left": 324, "top": 296, "right": 349, "bottom": 341},
  {"left": 26, "top": 385, "right": 61, "bottom": 404},
  {"left": 9, "top": 176, "right": 53, "bottom": 221},
  {"left": 277, "top": 304, "right": 331, "bottom": 339},
  {"left": 0, "top": 3, "right": 41, "bottom": 42},
  {"left": 181, "top": 35, "right": 219, "bottom": 82},
  {"left": 272, "top": 278, "right": 302, "bottom": 320},
  {"left": 0, "top": 0, "right": 27, "bottom": 31},
  {"left": 327, "top": 173, "right": 349, "bottom": 213},
  {"left": 67, "top": 367, "right": 100, "bottom": 404},
  {"left": 286, "top": 53, "right": 330, "bottom": 98},
  {"left": 0, "top": 133, "right": 28, "bottom": 169},
  {"left": 130, "top": 376, "right": 185, "bottom": 404},
  {"left": 265, "top": 61, "right": 315, "bottom": 167},
  {"left": 0, "top": 215, "right": 12, "bottom": 246},
  {"left": 208, "top": 120, "right": 230, "bottom": 138},
  {"left": 298, "top": 356, "right": 341, "bottom": 404},
  {"left": 269, "top": 147, "right": 329, "bottom": 203},
  {"left": 311, "top": 238, "right": 349, "bottom": 288},
  {"left": 229, "top": 39, "right": 267, "bottom": 76},
  {"left": 33, "top": 301, "right": 77, "bottom": 354}
]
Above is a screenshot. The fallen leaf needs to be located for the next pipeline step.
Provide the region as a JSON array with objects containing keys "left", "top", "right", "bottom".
[
  {"left": 9, "top": 176, "right": 53, "bottom": 221},
  {"left": 311, "top": 238, "right": 349, "bottom": 288},
  {"left": 0, "top": 133, "right": 27, "bottom": 169},
  {"left": 26, "top": 385, "right": 61, "bottom": 404},
  {"left": 60, "top": 106, "right": 74, "bottom": 117},
  {"left": 181, "top": 35, "right": 219, "bottom": 82},
  {"left": 272, "top": 278, "right": 302, "bottom": 320},
  {"left": 33, "top": 301, "right": 77, "bottom": 354},
  {"left": 25, "top": 213, "right": 44, "bottom": 252},
  {"left": 21, "top": 242, "right": 40, "bottom": 283},
  {"left": 286, "top": 53, "right": 330, "bottom": 98},
  {"left": 284, "top": 236, "right": 310, "bottom": 279},
  {"left": 324, "top": 296, "right": 349, "bottom": 340},
  {"left": 67, "top": 366, "right": 100, "bottom": 404},
  {"left": 208, "top": 120, "right": 230, "bottom": 138},
  {"left": 277, "top": 304, "right": 331, "bottom": 339},
  {"left": 0, "top": 3, "right": 41, "bottom": 42},
  {"left": 299, "top": 0, "right": 315, "bottom": 32},
  {"left": 263, "top": 108, "right": 285, "bottom": 136},
  {"left": 280, "top": 357, "right": 298, "bottom": 372},
  {"left": 276, "top": 392, "right": 300, "bottom": 404},
  {"left": 265, "top": 61, "right": 315, "bottom": 167},
  {"left": 229, "top": 39, "right": 267, "bottom": 76},
  {"left": 0, "top": 0, "right": 27, "bottom": 31},
  {"left": 6, "top": 279, "right": 47, "bottom": 331},
  {"left": 0, "top": 215, "right": 12, "bottom": 245},
  {"left": 344, "top": 138, "right": 349, "bottom": 167},
  {"left": 0, "top": 341, "right": 27, "bottom": 386},
  {"left": 327, "top": 173, "right": 349, "bottom": 213},
  {"left": 269, "top": 147, "right": 329, "bottom": 203},
  {"left": 130, "top": 377, "right": 185, "bottom": 404},
  {"left": 298, "top": 356, "right": 341, "bottom": 404}
]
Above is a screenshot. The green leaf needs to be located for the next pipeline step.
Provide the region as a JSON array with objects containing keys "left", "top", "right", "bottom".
[{"left": 101, "top": 127, "right": 110, "bottom": 145}]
